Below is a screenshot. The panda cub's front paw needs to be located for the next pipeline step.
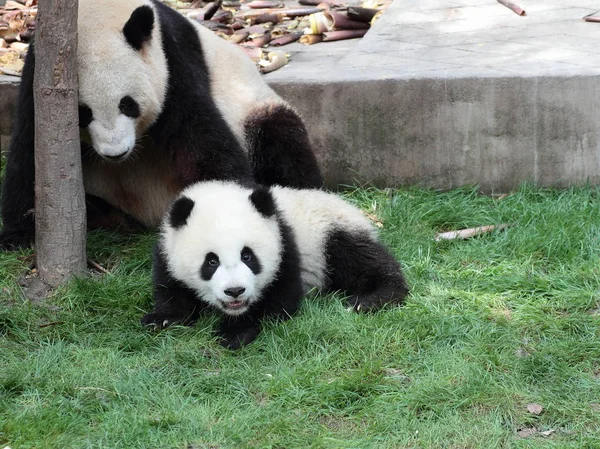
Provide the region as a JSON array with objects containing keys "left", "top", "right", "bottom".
[
  {"left": 141, "top": 313, "right": 172, "bottom": 329},
  {"left": 141, "top": 312, "right": 194, "bottom": 330},
  {"left": 216, "top": 324, "right": 261, "bottom": 350}
]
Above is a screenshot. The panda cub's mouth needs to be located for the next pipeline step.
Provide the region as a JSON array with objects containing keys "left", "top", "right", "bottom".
[{"left": 220, "top": 299, "right": 249, "bottom": 311}]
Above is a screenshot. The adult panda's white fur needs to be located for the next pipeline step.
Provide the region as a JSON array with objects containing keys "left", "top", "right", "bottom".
[
  {"left": 142, "top": 181, "right": 409, "bottom": 349},
  {"left": 78, "top": 0, "right": 282, "bottom": 154},
  {"left": 0, "top": 0, "right": 322, "bottom": 250},
  {"left": 190, "top": 23, "right": 284, "bottom": 147},
  {"left": 78, "top": 0, "right": 169, "bottom": 158}
]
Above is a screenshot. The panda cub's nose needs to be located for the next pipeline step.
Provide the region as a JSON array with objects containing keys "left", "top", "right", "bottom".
[{"left": 224, "top": 287, "right": 246, "bottom": 298}]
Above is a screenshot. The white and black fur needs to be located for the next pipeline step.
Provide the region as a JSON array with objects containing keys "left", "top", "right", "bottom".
[
  {"left": 0, "top": 0, "right": 322, "bottom": 250},
  {"left": 142, "top": 181, "right": 409, "bottom": 349}
]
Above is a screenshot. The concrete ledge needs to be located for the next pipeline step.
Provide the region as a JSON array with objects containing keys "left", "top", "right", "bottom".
[
  {"left": 4, "top": 73, "right": 599, "bottom": 192},
  {"left": 271, "top": 76, "right": 600, "bottom": 192},
  {"left": 265, "top": 0, "right": 600, "bottom": 191},
  {"left": 3, "top": 0, "right": 600, "bottom": 192}
]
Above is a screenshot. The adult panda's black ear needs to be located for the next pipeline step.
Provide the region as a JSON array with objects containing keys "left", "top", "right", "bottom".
[
  {"left": 169, "top": 196, "right": 195, "bottom": 229},
  {"left": 123, "top": 5, "right": 155, "bottom": 51},
  {"left": 250, "top": 188, "right": 275, "bottom": 218}
]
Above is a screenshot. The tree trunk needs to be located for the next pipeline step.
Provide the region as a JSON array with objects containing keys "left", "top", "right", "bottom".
[{"left": 34, "top": 0, "right": 86, "bottom": 286}]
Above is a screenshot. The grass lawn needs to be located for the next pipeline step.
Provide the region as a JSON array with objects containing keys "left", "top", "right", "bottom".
[{"left": 1, "top": 184, "right": 600, "bottom": 448}]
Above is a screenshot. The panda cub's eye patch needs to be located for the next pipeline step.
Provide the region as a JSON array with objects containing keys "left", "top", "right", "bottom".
[
  {"left": 118, "top": 96, "right": 141, "bottom": 118},
  {"left": 241, "top": 247, "right": 261, "bottom": 274},
  {"left": 201, "top": 252, "right": 220, "bottom": 281},
  {"left": 78, "top": 104, "right": 93, "bottom": 128}
]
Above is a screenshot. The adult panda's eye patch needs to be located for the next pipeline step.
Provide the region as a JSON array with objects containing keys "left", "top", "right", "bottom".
[
  {"left": 78, "top": 104, "right": 93, "bottom": 128},
  {"left": 119, "top": 96, "right": 141, "bottom": 118}
]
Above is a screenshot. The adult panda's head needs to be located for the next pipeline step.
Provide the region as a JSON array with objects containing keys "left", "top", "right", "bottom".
[
  {"left": 77, "top": 0, "right": 168, "bottom": 162},
  {"left": 161, "top": 181, "right": 283, "bottom": 316}
]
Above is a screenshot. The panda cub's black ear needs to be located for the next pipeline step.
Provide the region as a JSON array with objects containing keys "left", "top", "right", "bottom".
[
  {"left": 250, "top": 188, "right": 276, "bottom": 218},
  {"left": 123, "top": 5, "right": 155, "bottom": 51},
  {"left": 169, "top": 196, "right": 195, "bottom": 229}
]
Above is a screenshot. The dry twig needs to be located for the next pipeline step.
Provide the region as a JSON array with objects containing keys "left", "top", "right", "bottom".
[
  {"left": 434, "top": 224, "right": 510, "bottom": 241},
  {"left": 497, "top": 0, "right": 525, "bottom": 16}
]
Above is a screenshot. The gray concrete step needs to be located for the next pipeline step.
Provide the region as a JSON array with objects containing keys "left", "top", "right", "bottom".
[
  {"left": 265, "top": 0, "right": 600, "bottom": 191},
  {"left": 3, "top": 0, "right": 600, "bottom": 191}
]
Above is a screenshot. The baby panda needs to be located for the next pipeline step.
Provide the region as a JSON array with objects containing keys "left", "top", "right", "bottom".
[{"left": 141, "top": 181, "right": 409, "bottom": 349}]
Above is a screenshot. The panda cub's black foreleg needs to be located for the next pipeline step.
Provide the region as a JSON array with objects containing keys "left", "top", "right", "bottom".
[
  {"left": 216, "top": 219, "right": 304, "bottom": 349},
  {"left": 215, "top": 268, "right": 303, "bottom": 349},
  {"left": 325, "top": 230, "right": 409, "bottom": 312},
  {"left": 215, "top": 282, "right": 302, "bottom": 350},
  {"left": 215, "top": 315, "right": 262, "bottom": 350},
  {"left": 141, "top": 244, "right": 206, "bottom": 329}
]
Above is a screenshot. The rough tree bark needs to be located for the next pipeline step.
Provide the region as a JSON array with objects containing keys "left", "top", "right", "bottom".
[{"left": 34, "top": 0, "right": 86, "bottom": 286}]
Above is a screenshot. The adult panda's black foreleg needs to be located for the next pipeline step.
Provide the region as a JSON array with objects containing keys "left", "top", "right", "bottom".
[
  {"left": 85, "top": 194, "right": 145, "bottom": 233},
  {"left": 325, "top": 229, "right": 409, "bottom": 312},
  {"left": 245, "top": 104, "right": 324, "bottom": 189},
  {"left": 149, "top": 2, "right": 257, "bottom": 188},
  {"left": 151, "top": 95, "right": 256, "bottom": 188},
  {"left": 165, "top": 122, "right": 256, "bottom": 188},
  {"left": 0, "top": 43, "right": 36, "bottom": 250},
  {"left": 141, "top": 244, "right": 206, "bottom": 329}
]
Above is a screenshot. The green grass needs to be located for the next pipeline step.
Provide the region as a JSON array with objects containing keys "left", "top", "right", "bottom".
[{"left": 1, "top": 184, "right": 600, "bottom": 448}]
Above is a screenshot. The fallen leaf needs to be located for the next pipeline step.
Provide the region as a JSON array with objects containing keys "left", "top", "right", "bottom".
[
  {"left": 383, "top": 368, "right": 411, "bottom": 383},
  {"left": 527, "top": 403, "right": 544, "bottom": 415},
  {"left": 517, "top": 427, "right": 536, "bottom": 438},
  {"left": 490, "top": 306, "right": 512, "bottom": 320},
  {"left": 362, "top": 211, "right": 384, "bottom": 228}
]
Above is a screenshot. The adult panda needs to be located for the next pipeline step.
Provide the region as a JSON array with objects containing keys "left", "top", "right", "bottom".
[
  {"left": 142, "top": 181, "right": 409, "bottom": 349},
  {"left": 0, "top": 0, "right": 323, "bottom": 250}
]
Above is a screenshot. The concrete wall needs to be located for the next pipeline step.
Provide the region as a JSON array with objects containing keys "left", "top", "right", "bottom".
[
  {"left": 271, "top": 75, "right": 600, "bottom": 192},
  {"left": 2, "top": 75, "right": 600, "bottom": 192}
]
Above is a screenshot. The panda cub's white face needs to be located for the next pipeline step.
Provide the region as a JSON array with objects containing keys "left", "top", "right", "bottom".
[
  {"left": 162, "top": 182, "right": 283, "bottom": 316},
  {"left": 196, "top": 245, "right": 263, "bottom": 315},
  {"left": 77, "top": 0, "right": 168, "bottom": 162}
]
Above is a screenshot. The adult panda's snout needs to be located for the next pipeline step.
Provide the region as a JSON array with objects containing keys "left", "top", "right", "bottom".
[
  {"left": 103, "top": 153, "right": 130, "bottom": 162},
  {"left": 88, "top": 115, "right": 137, "bottom": 162}
]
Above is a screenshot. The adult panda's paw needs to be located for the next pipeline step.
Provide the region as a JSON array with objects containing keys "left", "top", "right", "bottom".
[
  {"left": 215, "top": 323, "right": 261, "bottom": 350},
  {"left": 0, "top": 227, "right": 34, "bottom": 251}
]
